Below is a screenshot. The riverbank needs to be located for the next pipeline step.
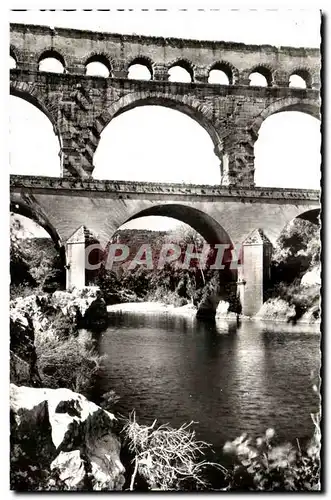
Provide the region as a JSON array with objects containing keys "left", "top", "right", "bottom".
[
  {"left": 107, "top": 300, "right": 320, "bottom": 326},
  {"left": 107, "top": 301, "right": 198, "bottom": 316}
]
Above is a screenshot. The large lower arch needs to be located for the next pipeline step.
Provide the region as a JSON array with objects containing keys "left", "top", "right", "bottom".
[
  {"left": 116, "top": 204, "right": 237, "bottom": 318},
  {"left": 124, "top": 204, "right": 233, "bottom": 246},
  {"left": 93, "top": 92, "right": 223, "bottom": 172},
  {"left": 10, "top": 198, "right": 66, "bottom": 267}
]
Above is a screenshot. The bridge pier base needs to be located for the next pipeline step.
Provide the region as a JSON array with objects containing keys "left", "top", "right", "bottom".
[
  {"left": 240, "top": 229, "right": 272, "bottom": 317},
  {"left": 65, "top": 226, "right": 87, "bottom": 290},
  {"left": 65, "top": 226, "right": 103, "bottom": 290}
]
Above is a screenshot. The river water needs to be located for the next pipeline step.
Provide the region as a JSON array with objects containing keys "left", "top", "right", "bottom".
[{"left": 95, "top": 311, "right": 321, "bottom": 455}]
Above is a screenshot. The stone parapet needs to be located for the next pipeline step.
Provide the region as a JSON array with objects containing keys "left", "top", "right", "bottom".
[{"left": 10, "top": 175, "right": 320, "bottom": 202}]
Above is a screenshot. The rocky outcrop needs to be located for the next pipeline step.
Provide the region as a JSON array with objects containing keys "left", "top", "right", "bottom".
[
  {"left": 51, "top": 286, "right": 108, "bottom": 328},
  {"left": 10, "top": 287, "right": 108, "bottom": 339},
  {"left": 197, "top": 273, "right": 238, "bottom": 319},
  {"left": 10, "top": 384, "right": 125, "bottom": 491},
  {"left": 10, "top": 287, "right": 108, "bottom": 385},
  {"left": 301, "top": 265, "right": 321, "bottom": 287},
  {"left": 10, "top": 308, "right": 41, "bottom": 387},
  {"left": 10, "top": 294, "right": 56, "bottom": 341},
  {"left": 255, "top": 298, "right": 296, "bottom": 322}
]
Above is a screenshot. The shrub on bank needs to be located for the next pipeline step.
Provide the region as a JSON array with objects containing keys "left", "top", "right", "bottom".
[
  {"left": 122, "top": 412, "right": 226, "bottom": 491},
  {"left": 263, "top": 280, "right": 320, "bottom": 323},
  {"left": 146, "top": 287, "right": 189, "bottom": 307},
  {"left": 222, "top": 414, "right": 320, "bottom": 491},
  {"left": 36, "top": 335, "right": 105, "bottom": 397},
  {"left": 10, "top": 284, "right": 40, "bottom": 301},
  {"left": 47, "top": 310, "right": 78, "bottom": 340}
]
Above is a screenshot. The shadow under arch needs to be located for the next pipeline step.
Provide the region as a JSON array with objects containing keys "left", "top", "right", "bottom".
[
  {"left": 10, "top": 200, "right": 66, "bottom": 268},
  {"left": 272, "top": 208, "right": 320, "bottom": 246},
  {"left": 296, "top": 208, "right": 320, "bottom": 225},
  {"left": 124, "top": 203, "right": 233, "bottom": 246},
  {"left": 121, "top": 203, "right": 239, "bottom": 318},
  {"left": 95, "top": 93, "right": 222, "bottom": 162}
]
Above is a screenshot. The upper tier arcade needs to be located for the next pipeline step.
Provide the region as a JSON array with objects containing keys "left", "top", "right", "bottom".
[
  {"left": 10, "top": 22, "right": 321, "bottom": 87},
  {"left": 10, "top": 23, "right": 321, "bottom": 186}
]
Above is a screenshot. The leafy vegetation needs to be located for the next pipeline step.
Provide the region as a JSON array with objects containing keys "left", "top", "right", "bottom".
[
  {"left": 270, "top": 218, "right": 320, "bottom": 285},
  {"left": 36, "top": 333, "right": 104, "bottom": 397},
  {"left": 90, "top": 225, "right": 235, "bottom": 313},
  {"left": 264, "top": 218, "right": 321, "bottom": 321},
  {"left": 10, "top": 216, "right": 37, "bottom": 294},
  {"left": 222, "top": 412, "right": 320, "bottom": 491},
  {"left": 10, "top": 214, "right": 65, "bottom": 298}
]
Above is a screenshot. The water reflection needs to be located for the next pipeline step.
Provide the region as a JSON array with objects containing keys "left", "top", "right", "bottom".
[{"left": 96, "top": 313, "right": 320, "bottom": 450}]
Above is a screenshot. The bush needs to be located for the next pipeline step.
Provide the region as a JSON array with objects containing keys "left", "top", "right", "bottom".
[
  {"left": 47, "top": 310, "right": 78, "bottom": 340},
  {"left": 271, "top": 219, "right": 320, "bottom": 286},
  {"left": 146, "top": 287, "right": 189, "bottom": 307},
  {"left": 36, "top": 335, "right": 105, "bottom": 397},
  {"left": 222, "top": 414, "right": 320, "bottom": 491},
  {"left": 264, "top": 280, "right": 320, "bottom": 322},
  {"left": 122, "top": 412, "right": 226, "bottom": 491},
  {"left": 121, "top": 410, "right": 320, "bottom": 492},
  {"left": 10, "top": 283, "right": 40, "bottom": 301},
  {"left": 10, "top": 215, "right": 64, "bottom": 294}
]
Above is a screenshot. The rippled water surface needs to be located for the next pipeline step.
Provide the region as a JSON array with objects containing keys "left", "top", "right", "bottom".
[{"left": 96, "top": 313, "right": 320, "bottom": 450}]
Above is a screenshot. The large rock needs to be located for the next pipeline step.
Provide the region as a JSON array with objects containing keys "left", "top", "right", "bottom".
[
  {"left": 301, "top": 265, "right": 321, "bottom": 287},
  {"left": 10, "top": 307, "right": 41, "bottom": 387},
  {"left": 10, "top": 294, "right": 52, "bottom": 338},
  {"left": 51, "top": 287, "right": 108, "bottom": 328},
  {"left": 255, "top": 298, "right": 296, "bottom": 322},
  {"left": 10, "top": 287, "right": 108, "bottom": 343},
  {"left": 10, "top": 384, "right": 125, "bottom": 491}
]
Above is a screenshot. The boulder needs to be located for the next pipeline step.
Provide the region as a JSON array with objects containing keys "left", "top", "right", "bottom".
[
  {"left": 10, "top": 308, "right": 41, "bottom": 387},
  {"left": 10, "top": 294, "right": 53, "bottom": 339},
  {"left": 255, "top": 298, "right": 296, "bottom": 322},
  {"left": 216, "top": 300, "right": 230, "bottom": 315},
  {"left": 10, "top": 287, "right": 108, "bottom": 346},
  {"left": 215, "top": 300, "right": 238, "bottom": 319},
  {"left": 51, "top": 287, "right": 108, "bottom": 328},
  {"left": 301, "top": 265, "right": 321, "bottom": 287},
  {"left": 10, "top": 384, "right": 125, "bottom": 491}
]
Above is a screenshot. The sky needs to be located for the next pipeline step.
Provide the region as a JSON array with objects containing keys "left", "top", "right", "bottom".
[{"left": 9, "top": 9, "right": 321, "bottom": 235}]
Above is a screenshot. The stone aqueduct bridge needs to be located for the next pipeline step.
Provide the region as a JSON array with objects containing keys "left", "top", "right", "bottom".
[{"left": 10, "top": 24, "right": 321, "bottom": 316}]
